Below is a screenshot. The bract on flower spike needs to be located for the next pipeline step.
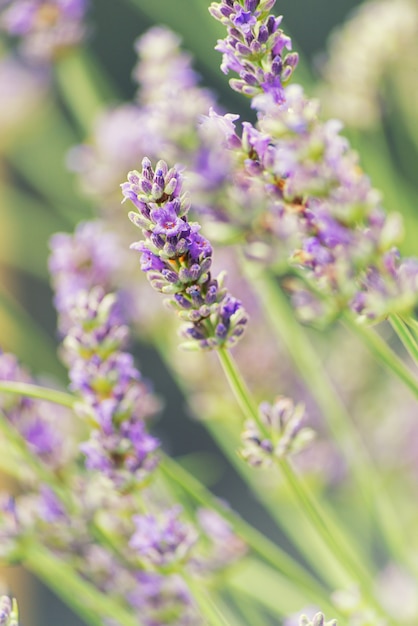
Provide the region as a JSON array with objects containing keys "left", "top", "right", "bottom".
[{"left": 122, "top": 158, "right": 248, "bottom": 350}]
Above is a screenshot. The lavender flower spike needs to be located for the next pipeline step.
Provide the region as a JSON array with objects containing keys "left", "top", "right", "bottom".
[
  {"left": 122, "top": 158, "right": 248, "bottom": 350},
  {"left": 209, "top": 0, "right": 298, "bottom": 102}
]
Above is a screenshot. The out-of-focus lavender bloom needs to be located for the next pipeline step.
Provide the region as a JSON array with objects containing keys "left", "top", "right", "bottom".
[
  {"left": 207, "top": 1, "right": 418, "bottom": 324},
  {"left": 201, "top": 72, "right": 418, "bottom": 322},
  {"left": 128, "top": 571, "right": 201, "bottom": 626},
  {"left": 49, "top": 220, "right": 161, "bottom": 489},
  {"left": 191, "top": 508, "right": 247, "bottom": 574},
  {"left": 0, "top": 0, "right": 89, "bottom": 62},
  {"left": 0, "top": 596, "right": 18, "bottom": 626},
  {"left": 240, "top": 395, "right": 314, "bottom": 467},
  {"left": 49, "top": 221, "right": 121, "bottom": 332},
  {"left": 209, "top": 0, "right": 298, "bottom": 102},
  {"left": 0, "top": 54, "right": 47, "bottom": 149},
  {"left": 320, "top": 0, "right": 418, "bottom": 129},
  {"left": 61, "top": 287, "right": 160, "bottom": 489},
  {"left": 130, "top": 506, "right": 198, "bottom": 568},
  {"left": 0, "top": 351, "right": 76, "bottom": 470},
  {"left": 122, "top": 158, "right": 248, "bottom": 350},
  {"left": 71, "top": 26, "right": 215, "bottom": 210}
]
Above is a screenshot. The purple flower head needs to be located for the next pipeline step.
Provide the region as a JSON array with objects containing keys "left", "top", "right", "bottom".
[
  {"left": 210, "top": 0, "right": 298, "bottom": 102},
  {"left": 192, "top": 508, "right": 247, "bottom": 573},
  {"left": 128, "top": 572, "right": 200, "bottom": 625},
  {"left": 123, "top": 159, "right": 248, "bottom": 350},
  {"left": 49, "top": 221, "right": 120, "bottom": 333},
  {"left": 0, "top": 0, "right": 89, "bottom": 62},
  {"left": 39, "top": 486, "right": 66, "bottom": 524},
  {"left": 130, "top": 506, "right": 198, "bottom": 568}
]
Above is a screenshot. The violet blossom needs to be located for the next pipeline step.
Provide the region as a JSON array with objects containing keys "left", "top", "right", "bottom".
[
  {"left": 209, "top": 0, "right": 298, "bottom": 102},
  {"left": 122, "top": 158, "right": 248, "bottom": 350},
  {"left": 0, "top": 0, "right": 89, "bottom": 62},
  {"left": 205, "top": 2, "right": 418, "bottom": 324}
]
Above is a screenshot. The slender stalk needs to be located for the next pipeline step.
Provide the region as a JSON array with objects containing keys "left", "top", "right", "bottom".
[
  {"left": 159, "top": 455, "right": 332, "bottom": 611},
  {"left": 403, "top": 316, "right": 418, "bottom": 342},
  {"left": 214, "top": 348, "right": 393, "bottom": 623},
  {"left": 23, "top": 543, "right": 140, "bottom": 626},
  {"left": 54, "top": 49, "right": 106, "bottom": 134},
  {"left": 343, "top": 311, "right": 418, "bottom": 399},
  {"left": 217, "top": 347, "right": 267, "bottom": 436},
  {"left": 0, "top": 409, "right": 68, "bottom": 500},
  {"left": 278, "top": 460, "right": 380, "bottom": 615},
  {"left": 184, "top": 574, "right": 233, "bottom": 626},
  {"left": 389, "top": 314, "right": 418, "bottom": 366},
  {"left": 243, "top": 261, "right": 415, "bottom": 569},
  {"left": 0, "top": 372, "right": 331, "bottom": 610},
  {"left": 0, "top": 381, "right": 75, "bottom": 408}
]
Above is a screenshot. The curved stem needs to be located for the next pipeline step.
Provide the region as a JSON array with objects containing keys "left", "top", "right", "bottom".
[
  {"left": 243, "top": 261, "right": 415, "bottom": 571},
  {"left": 0, "top": 371, "right": 331, "bottom": 610},
  {"left": 184, "top": 574, "right": 233, "bottom": 626},
  {"left": 23, "top": 543, "right": 139, "bottom": 626},
  {"left": 0, "top": 381, "right": 75, "bottom": 408},
  {"left": 159, "top": 454, "right": 332, "bottom": 611},
  {"left": 343, "top": 311, "right": 418, "bottom": 399},
  {"left": 215, "top": 347, "right": 393, "bottom": 623},
  {"left": 54, "top": 49, "right": 106, "bottom": 135},
  {"left": 389, "top": 314, "right": 418, "bottom": 366}
]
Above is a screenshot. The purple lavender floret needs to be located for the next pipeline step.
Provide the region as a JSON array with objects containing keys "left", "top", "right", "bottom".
[
  {"left": 122, "top": 158, "right": 248, "bottom": 350},
  {"left": 130, "top": 506, "right": 197, "bottom": 568},
  {"left": 0, "top": 0, "right": 89, "bottom": 62},
  {"left": 209, "top": 0, "right": 298, "bottom": 102}
]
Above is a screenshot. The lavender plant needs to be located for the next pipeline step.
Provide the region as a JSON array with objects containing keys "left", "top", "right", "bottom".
[{"left": 1, "top": 0, "right": 418, "bottom": 625}]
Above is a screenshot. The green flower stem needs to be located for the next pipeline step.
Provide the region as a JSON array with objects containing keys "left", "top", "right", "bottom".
[
  {"left": 204, "top": 415, "right": 356, "bottom": 592},
  {"left": 159, "top": 455, "right": 332, "bottom": 612},
  {"left": 23, "top": 543, "right": 140, "bottom": 626},
  {"left": 243, "top": 261, "right": 414, "bottom": 570},
  {"left": 215, "top": 348, "right": 393, "bottom": 623},
  {"left": 0, "top": 289, "right": 65, "bottom": 379},
  {"left": 389, "top": 314, "right": 418, "bottom": 366},
  {"left": 278, "top": 459, "right": 383, "bottom": 617},
  {"left": 7, "top": 106, "right": 91, "bottom": 225},
  {"left": 54, "top": 49, "right": 106, "bottom": 134},
  {"left": 0, "top": 375, "right": 331, "bottom": 610},
  {"left": 0, "top": 381, "right": 75, "bottom": 408},
  {"left": 0, "top": 409, "right": 68, "bottom": 501},
  {"left": 343, "top": 311, "right": 418, "bottom": 399},
  {"left": 403, "top": 316, "right": 418, "bottom": 341},
  {"left": 217, "top": 347, "right": 269, "bottom": 439},
  {"left": 184, "top": 574, "right": 233, "bottom": 626}
]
